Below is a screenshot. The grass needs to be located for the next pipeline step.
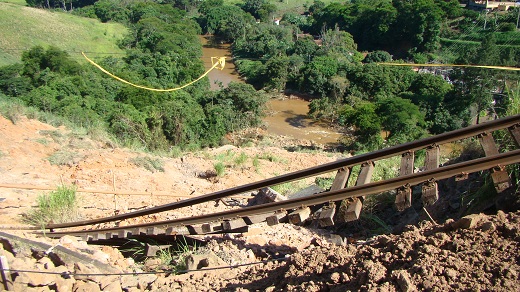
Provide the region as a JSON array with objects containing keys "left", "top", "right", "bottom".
[
  {"left": 39, "top": 129, "right": 65, "bottom": 142},
  {"left": 122, "top": 236, "right": 198, "bottom": 274},
  {"left": 47, "top": 149, "right": 79, "bottom": 166},
  {"left": 130, "top": 156, "right": 165, "bottom": 173},
  {"left": 0, "top": 1, "right": 127, "bottom": 66},
  {"left": 271, "top": 179, "right": 310, "bottom": 196},
  {"left": 258, "top": 152, "right": 286, "bottom": 163},
  {"left": 214, "top": 161, "right": 226, "bottom": 176},
  {"left": 22, "top": 185, "right": 79, "bottom": 228}
]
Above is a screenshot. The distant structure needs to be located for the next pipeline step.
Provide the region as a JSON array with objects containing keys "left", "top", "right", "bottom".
[{"left": 467, "top": 1, "right": 518, "bottom": 11}]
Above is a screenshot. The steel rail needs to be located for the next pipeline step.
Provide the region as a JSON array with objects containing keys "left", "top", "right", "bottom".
[
  {"left": 43, "top": 114, "right": 520, "bottom": 230},
  {"left": 41, "top": 149, "right": 520, "bottom": 238}
]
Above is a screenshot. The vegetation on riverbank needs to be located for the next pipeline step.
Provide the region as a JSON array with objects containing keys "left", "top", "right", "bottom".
[{"left": 0, "top": 0, "right": 519, "bottom": 154}]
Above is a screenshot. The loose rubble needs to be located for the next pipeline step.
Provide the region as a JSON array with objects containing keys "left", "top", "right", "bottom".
[{"left": 1, "top": 210, "right": 518, "bottom": 291}]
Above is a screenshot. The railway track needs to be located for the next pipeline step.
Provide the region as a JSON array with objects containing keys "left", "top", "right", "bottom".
[{"left": 34, "top": 114, "right": 520, "bottom": 240}]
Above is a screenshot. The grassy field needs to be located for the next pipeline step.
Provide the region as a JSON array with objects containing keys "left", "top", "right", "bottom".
[{"left": 0, "top": 1, "right": 127, "bottom": 66}]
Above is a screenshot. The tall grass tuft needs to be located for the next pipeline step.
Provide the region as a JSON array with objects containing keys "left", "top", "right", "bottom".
[{"left": 22, "top": 185, "right": 79, "bottom": 228}]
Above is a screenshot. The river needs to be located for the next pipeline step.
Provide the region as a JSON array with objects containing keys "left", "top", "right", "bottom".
[{"left": 199, "top": 35, "right": 343, "bottom": 145}]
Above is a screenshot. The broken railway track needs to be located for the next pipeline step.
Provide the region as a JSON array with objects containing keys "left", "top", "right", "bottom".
[{"left": 31, "top": 114, "right": 520, "bottom": 241}]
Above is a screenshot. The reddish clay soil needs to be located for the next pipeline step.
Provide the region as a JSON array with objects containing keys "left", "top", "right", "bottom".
[{"left": 0, "top": 115, "right": 519, "bottom": 292}]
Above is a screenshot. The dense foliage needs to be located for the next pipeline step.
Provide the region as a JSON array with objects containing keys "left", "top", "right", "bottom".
[
  {"left": 0, "top": 1, "right": 268, "bottom": 151},
  {"left": 7, "top": 0, "right": 520, "bottom": 153},
  {"left": 196, "top": 0, "right": 520, "bottom": 151}
]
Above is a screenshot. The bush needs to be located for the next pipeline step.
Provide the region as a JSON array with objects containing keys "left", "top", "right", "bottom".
[
  {"left": 22, "top": 185, "right": 79, "bottom": 228},
  {"left": 498, "top": 22, "right": 516, "bottom": 32},
  {"left": 130, "top": 156, "right": 164, "bottom": 173}
]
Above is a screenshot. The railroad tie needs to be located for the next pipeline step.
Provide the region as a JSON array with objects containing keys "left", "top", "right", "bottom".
[
  {"left": 422, "top": 145, "right": 440, "bottom": 206},
  {"left": 478, "top": 132, "right": 511, "bottom": 193},
  {"left": 509, "top": 124, "right": 520, "bottom": 147},
  {"left": 395, "top": 151, "right": 415, "bottom": 211},
  {"left": 339, "top": 161, "right": 375, "bottom": 222}
]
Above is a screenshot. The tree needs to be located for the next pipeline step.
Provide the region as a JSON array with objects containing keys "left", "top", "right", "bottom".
[
  {"left": 390, "top": 0, "right": 443, "bottom": 54},
  {"left": 339, "top": 102, "right": 383, "bottom": 150},
  {"left": 242, "top": 0, "right": 276, "bottom": 22},
  {"left": 402, "top": 73, "right": 455, "bottom": 134},
  {"left": 264, "top": 56, "right": 290, "bottom": 92},
  {"left": 448, "top": 34, "right": 502, "bottom": 125},
  {"left": 376, "top": 97, "right": 427, "bottom": 144},
  {"left": 302, "top": 55, "right": 339, "bottom": 96},
  {"left": 363, "top": 51, "right": 392, "bottom": 63}
]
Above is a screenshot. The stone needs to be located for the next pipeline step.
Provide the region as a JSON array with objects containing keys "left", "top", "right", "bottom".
[
  {"left": 330, "top": 272, "right": 341, "bottom": 284},
  {"left": 99, "top": 275, "right": 120, "bottom": 290},
  {"left": 74, "top": 262, "right": 101, "bottom": 282},
  {"left": 120, "top": 274, "right": 139, "bottom": 289},
  {"left": 480, "top": 221, "right": 496, "bottom": 232},
  {"left": 185, "top": 253, "right": 227, "bottom": 271},
  {"left": 14, "top": 269, "right": 56, "bottom": 287},
  {"left": 392, "top": 270, "right": 417, "bottom": 292},
  {"left": 102, "top": 280, "right": 123, "bottom": 292},
  {"left": 38, "top": 257, "right": 55, "bottom": 269},
  {"left": 452, "top": 214, "right": 483, "bottom": 229},
  {"left": 55, "top": 276, "right": 76, "bottom": 292},
  {"left": 137, "top": 273, "right": 158, "bottom": 289},
  {"left": 328, "top": 234, "right": 346, "bottom": 246},
  {"left": 10, "top": 257, "right": 35, "bottom": 271},
  {"left": 73, "top": 280, "right": 101, "bottom": 292}
]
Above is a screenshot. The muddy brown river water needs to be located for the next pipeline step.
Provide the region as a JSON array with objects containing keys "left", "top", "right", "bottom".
[{"left": 199, "top": 35, "right": 343, "bottom": 145}]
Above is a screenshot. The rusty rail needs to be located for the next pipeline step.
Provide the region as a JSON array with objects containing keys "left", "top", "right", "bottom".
[
  {"left": 40, "top": 149, "right": 520, "bottom": 239},
  {"left": 42, "top": 114, "right": 520, "bottom": 230}
]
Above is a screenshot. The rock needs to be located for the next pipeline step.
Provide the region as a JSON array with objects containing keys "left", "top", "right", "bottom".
[
  {"left": 14, "top": 271, "right": 56, "bottom": 287},
  {"left": 248, "top": 187, "right": 287, "bottom": 206},
  {"left": 102, "top": 280, "right": 123, "bottom": 292},
  {"left": 92, "top": 250, "right": 110, "bottom": 264},
  {"left": 452, "top": 214, "right": 483, "bottom": 229},
  {"left": 185, "top": 253, "right": 227, "bottom": 271},
  {"left": 38, "top": 256, "right": 55, "bottom": 269},
  {"left": 73, "top": 280, "right": 101, "bottom": 292},
  {"left": 55, "top": 275, "right": 76, "bottom": 292},
  {"left": 0, "top": 249, "right": 15, "bottom": 263},
  {"left": 377, "top": 235, "right": 392, "bottom": 245},
  {"left": 328, "top": 234, "right": 346, "bottom": 246},
  {"left": 480, "top": 221, "right": 496, "bottom": 232},
  {"left": 362, "top": 260, "right": 387, "bottom": 283},
  {"left": 144, "top": 257, "right": 162, "bottom": 270},
  {"left": 10, "top": 257, "right": 35, "bottom": 271},
  {"left": 99, "top": 275, "right": 120, "bottom": 290},
  {"left": 121, "top": 274, "right": 139, "bottom": 289},
  {"left": 392, "top": 270, "right": 417, "bottom": 292},
  {"left": 60, "top": 235, "right": 87, "bottom": 249},
  {"left": 74, "top": 262, "right": 101, "bottom": 282},
  {"left": 137, "top": 273, "right": 158, "bottom": 289},
  {"left": 330, "top": 272, "right": 341, "bottom": 284}
]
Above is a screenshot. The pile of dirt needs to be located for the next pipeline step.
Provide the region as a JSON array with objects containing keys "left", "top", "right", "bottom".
[{"left": 180, "top": 211, "right": 519, "bottom": 291}]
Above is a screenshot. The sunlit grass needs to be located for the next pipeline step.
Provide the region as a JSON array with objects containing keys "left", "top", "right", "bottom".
[
  {"left": 0, "top": 2, "right": 127, "bottom": 66},
  {"left": 22, "top": 185, "right": 79, "bottom": 228}
]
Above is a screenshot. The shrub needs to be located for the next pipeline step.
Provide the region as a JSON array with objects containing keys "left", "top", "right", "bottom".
[
  {"left": 130, "top": 156, "right": 164, "bottom": 173},
  {"left": 22, "top": 185, "right": 79, "bottom": 228}
]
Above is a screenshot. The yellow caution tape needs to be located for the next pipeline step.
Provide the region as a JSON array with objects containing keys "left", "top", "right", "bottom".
[
  {"left": 376, "top": 62, "right": 520, "bottom": 71},
  {"left": 82, "top": 52, "right": 226, "bottom": 92}
]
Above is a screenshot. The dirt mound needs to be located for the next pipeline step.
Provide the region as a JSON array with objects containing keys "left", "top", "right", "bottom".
[{"left": 184, "top": 211, "right": 519, "bottom": 291}]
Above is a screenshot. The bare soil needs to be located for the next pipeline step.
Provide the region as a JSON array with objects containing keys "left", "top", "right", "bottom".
[{"left": 0, "top": 115, "right": 519, "bottom": 291}]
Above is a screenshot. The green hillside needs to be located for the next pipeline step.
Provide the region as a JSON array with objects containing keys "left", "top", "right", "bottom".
[{"left": 0, "top": 1, "right": 127, "bottom": 66}]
